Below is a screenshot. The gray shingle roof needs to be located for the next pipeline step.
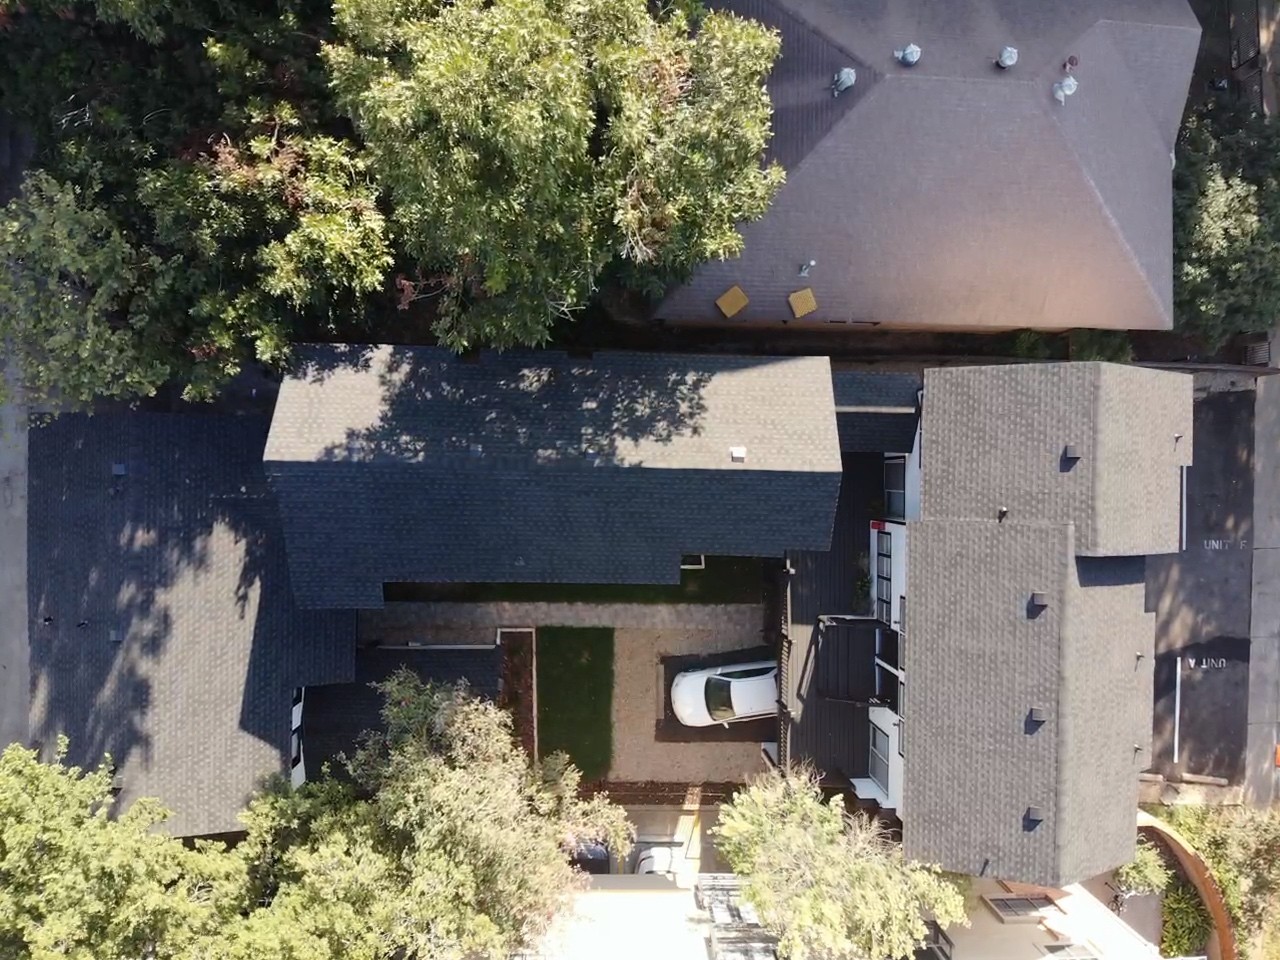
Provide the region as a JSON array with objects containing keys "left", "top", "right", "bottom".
[
  {"left": 266, "top": 346, "right": 843, "bottom": 609},
  {"left": 903, "top": 522, "right": 1154, "bottom": 886},
  {"left": 658, "top": 0, "right": 1199, "bottom": 332},
  {"left": 26, "top": 413, "right": 356, "bottom": 837},
  {"left": 902, "top": 362, "right": 1190, "bottom": 886},
  {"left": 831, "top": 370, "right": 920, "bottom": 453},
  {"left": 301, "top": 646, "right": 501, "bottom": 776},
  {"left": 920, "top": 363, "right": 1192, "bottom": 555}
]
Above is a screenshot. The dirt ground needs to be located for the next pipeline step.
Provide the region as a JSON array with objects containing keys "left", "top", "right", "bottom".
[{"left": 610, "top": 619, "right": 772, "bottom": 783}]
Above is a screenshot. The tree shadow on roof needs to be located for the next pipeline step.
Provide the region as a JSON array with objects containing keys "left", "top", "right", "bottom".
[
  {"left": 298, "top": 344, "right": 718, "bottom": 468},
  {"left": 26, "top": 411, "right": 352, "bottom": 833}
]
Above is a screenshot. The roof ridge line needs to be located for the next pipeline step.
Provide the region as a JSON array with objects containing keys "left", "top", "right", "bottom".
[{"left": 1032, "top": 27, "right": 1171, "bottom": 329}]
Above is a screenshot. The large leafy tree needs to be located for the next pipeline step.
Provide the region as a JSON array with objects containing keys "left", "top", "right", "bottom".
[
  {"left": 0, "top": 741, "right": 244, "bottom": 960},
  {"left": 713, "top": 768, "right": 967, "bottom": 960},
  {"left": 1, "top": 678, "right": 630, "bottom": 960},
  {"left": 1, "top": 0, "right": 782, "bottom": 402},
  {"left": 1173, "top": 99, "right": 1280, "bottom": 348},
  {"left": 0, "top": 0, "right": 393, "bottom": 403},
  {"left": 202, "top": 674, "right": 631, "bottom": 960},
  {"left": 320, "top": 0, "right": 780, "bottom": 348}
]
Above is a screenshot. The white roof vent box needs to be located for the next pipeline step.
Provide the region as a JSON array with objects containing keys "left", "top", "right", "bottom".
[{"left": 730, "top": 446, "right": 748, "bottom": 463}]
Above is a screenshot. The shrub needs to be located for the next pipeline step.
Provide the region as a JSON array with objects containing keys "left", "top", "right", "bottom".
[
  {"left": 1161, "top": 880, "right": 1212, "bottom": 958},
  {"left": 1115, "top": 836, "right": 1173, "bottom": 896}
]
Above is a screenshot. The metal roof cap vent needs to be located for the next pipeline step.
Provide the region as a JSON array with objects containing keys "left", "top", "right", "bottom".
[
  {"left": 895, "top": 43, "right": 922, "bottom": 66},
  {"left": 1029, "top": 706, "right": 1047, "bottom": 723},
  {"left": 1026, "top": 805, "right": 1045, "bottom": 823},
  {"left": 831, "top": 67, "right": 856, "bottom": 97},
  {"left": 996, "top": 46, "right": 1018, "bottom": 69},
  {"left": 730, "top": 446, "right": 748, "bottom": 463},
  {"left": 1030, "top": 591, "right": 1048, "bottom": 608},
  {"left": 1063, "top": 443, "right": 1080, "bottom": 460},
  {"left": 1052, "top": 75, "right": 1079, "bottom": 104},
  {"left": 111, "top": 462, "right": 127, "bottom": 477}
]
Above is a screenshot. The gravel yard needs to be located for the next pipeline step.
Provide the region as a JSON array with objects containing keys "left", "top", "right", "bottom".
[{"left": 610, "top": 610, "right": 772, "bottom": 783}]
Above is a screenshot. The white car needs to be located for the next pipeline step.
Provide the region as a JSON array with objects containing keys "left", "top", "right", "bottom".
[{"left": 669, "top": 660, "right": 778, "bottom": 727}]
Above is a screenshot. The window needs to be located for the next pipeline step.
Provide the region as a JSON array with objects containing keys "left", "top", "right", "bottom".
[
  {"left": 869, "top": 723, "right": 890, "bottom": 792},
  {"left": 706, "top": 677, "right": 736, "bottom": 722},
  {"left": 875, "top": 532, "right": 893, "bottom": 623},
  {"left": 875, "top": 664, "right": 900, "bottom": 712},
  {"left": 681, "top": 554, "right": 706, "bottom": 570},
  {"left": 1043, "top": 946, "right": 1099, "bottom": 960},
  {"left": 985, "top": 895, "right": 1054, "bottom": 922},
  {"left": 290, "top": 731, "right": 302, "bottom": 766},
  {"left": 898, "top": 679, "right": 906, "bottom": 758},
  {"left": 721, "top": 665, "right": 774, "bottom": 681},
  {"left": 884, "top": 458, "right": 907, "bottom": 520}
]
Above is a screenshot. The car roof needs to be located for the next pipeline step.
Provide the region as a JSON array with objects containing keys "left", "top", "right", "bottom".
[{"left": 729, "top": 669, "right": 777, "bottom": 717}]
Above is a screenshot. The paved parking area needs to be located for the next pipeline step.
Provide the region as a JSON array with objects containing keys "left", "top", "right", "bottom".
[
  {"left": 1149, "top": 379, "right": 1255, "bottom": 784},
  {"left": 611, "top": 620, "right": 772, "bottom": 784}
]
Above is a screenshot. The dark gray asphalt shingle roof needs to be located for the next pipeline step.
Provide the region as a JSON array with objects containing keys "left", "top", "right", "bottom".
[
  {"left": 902, "top": 362, "right": 1191, "bottom": 886},
  {"left": 301, "top": 645, "right": 501, "bottom": 776},
  {"left": 26, "top": 413, "right": 356, "bottom": 837},
  {"left": 831, "top": 371, "right": 920, "bottom": 453},
  {"left": 659, "top": 0, "right": 1199, "bottom": 331},
  {"left": 266, "top": 345, "right": 843, "bottom": 608}
]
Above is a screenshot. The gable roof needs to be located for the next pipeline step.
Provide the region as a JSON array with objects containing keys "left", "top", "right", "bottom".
[
  {"left": 919, "top": 363, "right": 1192, "bottom": 555},
  {"left": 659, "top": 0, "right": 1199, "bottom": 331},
  {"left": 26, "top": 413, "right": 356, "bottom": 837},
  {"left": 902, "top": 362, "right": 1191, "bottom": 886},
  {"left": 301, "top": 645, "right": 501, "bottom": 776},
  {"left": 266, "top": 345, "right": 843, "bottom": 609}
]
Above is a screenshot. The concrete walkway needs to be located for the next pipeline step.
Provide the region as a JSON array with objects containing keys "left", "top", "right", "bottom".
[
  {"left": 0, "top": 369, "right": 27, "bottom": 748},
  {"left": 366, "top": 601, "right": 765, "bottom": 633},
  {"left": 1247, "top": 373, "right": 1280, "bottom": 806}
]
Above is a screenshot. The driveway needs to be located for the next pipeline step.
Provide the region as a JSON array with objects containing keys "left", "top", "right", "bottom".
[
  {"left": 0, "top": 369, "right": 27, "bottom": 748},
  {"left": 610, "top": 609, "right": 772, "bottom": 784},
  {"left": 1149, "top": 378, "right": 1255, "bottom": 785}
]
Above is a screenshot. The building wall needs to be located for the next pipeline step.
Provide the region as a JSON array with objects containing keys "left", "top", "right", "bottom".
[
  {"left": 941, "top": 878, "right": 1161, "bottom": 960},
  {"left": 904, "top": 415, "right": 923, "bottom": 521}
]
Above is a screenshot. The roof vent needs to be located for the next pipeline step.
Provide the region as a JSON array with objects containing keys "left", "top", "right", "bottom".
[
  {"left": 1030, "top": 591, "right": 1048, "bottom": 608},
  {"left": 1029, "top": 706, "right": 1048, "bottom": 723},
  {"left": 997, "top": 506, "right": 1009, "bottom": 522},
  {"left": 996, "top": 46, "right": 1018, "bottom": 69},
  {"left": 1063, "top": 443, "right": 1080, "bottom": 461},
  {"left": 831, "top": 67, "right": 857, "bottom": 97},
  {"left": 895, "top": 43, "right": 921, "bottom": 66},
  {"left": 730, "top": 446, "right": 748, "bottom": 463},
  {"left": 469, "top": 443, "right": 484, "bottom": 457},
  {"left": 1052, "top": 75, "right": 1079, "bottom": 105},
  {"left": 799, "top": 259, "right": 816, "bottom": 278},
  {"left": 1026, "top": 805, "right": 1044, "bottom": 823},
  {"left": 111, "top": 462, "right": 127, "bottom": 477}
]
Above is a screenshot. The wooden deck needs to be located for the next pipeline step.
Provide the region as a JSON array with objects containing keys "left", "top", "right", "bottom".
[{"left": 783, "top": 454, "right": 880, "bottom": 783}]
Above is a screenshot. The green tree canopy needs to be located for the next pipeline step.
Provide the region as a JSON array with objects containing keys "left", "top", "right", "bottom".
[
  {"left": 326, "top": 0, "right": 782, "bottom": 349},
  {"left": 0, "top": 740, "right": 244, "bottom": 960},
  {"left": 1174, "top": 100, "right": 1280, "bottom": 348},
  {"left": 0, "top": 0, "right": 782, "bottom": 401},
  {"left": 713, "top": 768, "right": 967, "bottom": 960},
  {"left": 0, "top": 678, "right": 630, "bottom": 960}
]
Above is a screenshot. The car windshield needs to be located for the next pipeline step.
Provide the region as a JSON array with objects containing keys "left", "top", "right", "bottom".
[{"left": 705, "top": 677, "right": 736, "bottom": 722}]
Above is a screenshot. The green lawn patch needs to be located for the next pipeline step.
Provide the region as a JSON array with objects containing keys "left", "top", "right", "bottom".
[
  {"left": 536, "top": 627, "right": 614, "bottom": 780},
  {"left": 384, "top": 556, "right": 763, "bottom": 605}
]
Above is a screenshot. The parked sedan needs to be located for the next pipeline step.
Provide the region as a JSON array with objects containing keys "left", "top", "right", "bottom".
[{"left": 669, "top": 660, "right": 778, "bottom": 727}]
